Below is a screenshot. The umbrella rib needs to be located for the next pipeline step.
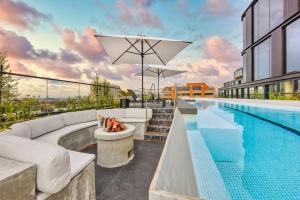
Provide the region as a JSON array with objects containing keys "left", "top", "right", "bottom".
[
  {"left": 144, "top": 40, "right": 161, "bottom": 54},
  {"left": 125, "top": 38, "right": 142, "bottom": 54},
  {"left": 112, "top": 39, "right": 140, "bottom": 64},
  {"left": 144, "top": 40, "right": 166, "bottom": 65},
  {"left": 127, "top": 51, "right": 141, "bottom": 55},
  {"left": 161, "top": 69, "right": 167, "bottom": 78},
  {"left": 144, "top": 52, "right": 155, "bottom": 55},
  {"left": 147, "top": 69, "right": 158, "bottom": 74}
]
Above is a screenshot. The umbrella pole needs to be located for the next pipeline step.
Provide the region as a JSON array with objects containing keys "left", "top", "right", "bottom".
[{"left": 141, "top": 39, "right": 144, "bottom": 108}]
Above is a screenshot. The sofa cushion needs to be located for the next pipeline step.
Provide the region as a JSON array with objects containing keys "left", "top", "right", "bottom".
[
  {"left": 63, "top": 110, "right": 97, "bottom": 126},
  {"left": 68, "top": 150, "right": 95, "bottom": 178},
  {"left": 97, "top": 108, "right": 125, "bottom": 119},
  {"left": 2, "top": 122, "right": 32, "bottom": 138},
  {"left": 36, "top": 151, "right": 95, "bottom": 200},
  {"left": 35, "top": 121, "right": 97, "bottom": 145},
  {"left": 0, "top": 135, "right": 70, "bottom": 194},
  {"left": 125, "top": 108, "right": 152, "bottom": 120},
  {"left": 25, "top": 115, "right": 65, "bottom": 139}
]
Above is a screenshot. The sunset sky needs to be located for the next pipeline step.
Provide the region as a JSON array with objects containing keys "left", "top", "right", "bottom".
[{"left": 0, "top": 0, "right": 251, "bottom": 97}]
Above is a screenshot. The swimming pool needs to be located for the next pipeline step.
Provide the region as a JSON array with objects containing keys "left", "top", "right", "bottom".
[{"left": 188, "top": 100, "right": 300, "bottom": 200}]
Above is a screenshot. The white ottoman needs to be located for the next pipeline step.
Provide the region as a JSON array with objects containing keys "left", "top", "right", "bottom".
[{"left": 94, "top": 124, "right": 135, "bottom": 168}]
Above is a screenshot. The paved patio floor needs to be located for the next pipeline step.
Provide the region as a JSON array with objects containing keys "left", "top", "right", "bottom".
[{"left": 84, "top": 140, "right": 164, "bottom": 200}]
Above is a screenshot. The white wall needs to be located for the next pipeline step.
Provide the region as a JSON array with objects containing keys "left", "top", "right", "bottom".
[{"left": 149, "top": 109, "right": 199, "bottom": 200}]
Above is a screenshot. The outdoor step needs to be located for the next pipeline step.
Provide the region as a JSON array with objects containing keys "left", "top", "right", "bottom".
[
  {"left": 147, "top": 125, "right": 170, "bottom": 133},
  {"left": 152, "top": 112, "right": 174, "bottom": 115},
  {"left": 150, "top": 118, "right": 173, "bottom": 122},
  {"left": 145, "top": 131, "right": 168, "bottom": 136},
  {"left": 147, "top": 125, "right": 171, "bottom": 129},
  {"left": 152, "top": 113, "right": 174, "bottom": 118},
  {"left": 144, "top": 131, "right": 167, "bottom": 142},
  {"left": 152, "top": 108, "right": 174, "bottom": 113},
  {"left": 149, "top": 120, "right": 172, "bottom": 126}
]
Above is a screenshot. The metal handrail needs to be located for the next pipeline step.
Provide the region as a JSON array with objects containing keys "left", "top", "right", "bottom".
[
  {"left": 1, "top": 71, "right": 120, "bottom": 88},
  {"left": 0, "top": 70, "right": 121, "bottom": 112}
]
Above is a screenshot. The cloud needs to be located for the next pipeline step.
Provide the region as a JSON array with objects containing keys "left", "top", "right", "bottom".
[
  {"left": 115, "top": 0, "right": 163, "bottom": 29},
  {"left": 0, "top": 26, "right": 135, "bottom": 82},
  {"left": 203, "top": 36, "right": 241, "bottom": 65},
  {"left": 0, "top": 0, "right": 51, "bottom": 30},
  {"left": 63, "top": 28, "right": 106, "bottom": 63},
  {"left": 37, "top": 60, "right": 82, "bottom": 79},
  {"left": 167, "top": 60, "right": 233, "bottom": 89},
  {"left": 59, "top": 48, "right": 82, "bottom": 64},
  {"left": 0, "top": 27, "right": 34, "bottom": 59},
  {"left": 202, "top": 0, "right": 235, "bottom": 16},
  {"left": 0, "top": 27, "right": 83, "bottom": 79},
  {"left": 33, "top": 49, "right": 58, "bottom": 60},
  {"left": 10, "top": 62, "right": 36, "bottom": 75}
]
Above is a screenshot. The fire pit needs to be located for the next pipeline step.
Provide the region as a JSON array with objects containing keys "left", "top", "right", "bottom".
[{"left": 94, "top": 120, "right": 135, "bottom": 168}]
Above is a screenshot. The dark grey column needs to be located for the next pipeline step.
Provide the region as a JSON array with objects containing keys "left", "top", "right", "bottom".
[
  {"left": 284, "top": 0, "right": 300, "bottom": 19},
  {"left": 271, "top": 28, "right": 284, "bottom": 77},
  {"left": 245, "top": 49, "right": 253, "bottom": 83}
]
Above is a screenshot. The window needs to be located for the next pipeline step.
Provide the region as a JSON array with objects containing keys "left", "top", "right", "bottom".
[
  {"left": 243, "top": 17, "right": 246, "bottom": 49},
  {"left": 249, "top": 87, "right": 255, "bottom": 99},
  {"left": 244, "top": 88, "right": 249, "bottom": 99},
  {"left": 269, "top": 84, "right": 277, "bottom": 93},
  {"left": 234, "top": 69, "right": 243, "bottom": 80},
  {"left": 253, "top": 0, "right": 284, "bottom": 41},
  {"left": 192, "top": 86, "right": 201, "bottom": 90},
  {"left": 238, "top": 88, "right": 242, "bottom": 98},
  {"left": 254, "top": 38, "right": 271, "bottom": 80},
  {"left": 280, "top": 80, "right": 293, "bottom": 96},
  {"left": 232, "top": 89, "right": 236, "bottom": 98},
  {"left": 270, "top": 0, "right": 284, "bottom": 29},
  {"left": 286, "top": 18, "right": 300, "bottom": 73},
  {"left": 254, "top": 2, "right": 259, "bottom": 41},
  {"left": 258, "top": 0, "right": 269, "bottom": 38},
  {"left": 256, "top": 86, "right": 265, "bottom": 99}
]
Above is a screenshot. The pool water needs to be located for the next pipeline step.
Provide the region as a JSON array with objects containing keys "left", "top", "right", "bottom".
[{"left": 190, "top": 101, "right": 300, "bottom": 200}]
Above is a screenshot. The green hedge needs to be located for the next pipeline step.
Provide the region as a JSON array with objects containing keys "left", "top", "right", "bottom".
[{"left": 0, "top": 95, "right": 119, "bottom": 131}]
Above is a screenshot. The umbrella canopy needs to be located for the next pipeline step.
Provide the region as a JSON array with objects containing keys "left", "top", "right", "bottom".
[
  {"left": 135, "top": 66, "right": 185, "bottom": 100},
  {"left": 95, "top": 34, "right": 191, "bottom": 107}
]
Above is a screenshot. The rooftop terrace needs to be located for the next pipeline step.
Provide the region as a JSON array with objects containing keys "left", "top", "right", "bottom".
[{"left": 84, "top": 141, "right": 164, "bottom": 200}]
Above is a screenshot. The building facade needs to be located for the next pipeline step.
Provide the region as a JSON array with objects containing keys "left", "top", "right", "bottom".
[
  {"left": 219, "top": 0, "right": 300, "bottom": 100},
  {"left": 162, "top": 82, "right": 215, "bottom": 99}
]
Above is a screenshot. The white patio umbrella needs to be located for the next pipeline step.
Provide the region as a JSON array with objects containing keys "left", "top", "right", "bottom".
[
  {"left": 135, "top": 66, "right": 186, "bottom": 101},
  {"left": 94, "top": 34, "right": 191, "bottom": 107}
]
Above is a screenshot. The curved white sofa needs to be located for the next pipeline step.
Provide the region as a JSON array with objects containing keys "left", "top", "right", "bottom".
[{"left": 0, "top": 107, "right": 152, "bottom": 200}]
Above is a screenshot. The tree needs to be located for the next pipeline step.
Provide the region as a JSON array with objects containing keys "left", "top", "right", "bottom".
[
  {"left": 90, "top": 75, "right": 113, "bottom": 97},
  {"left": 0, "top": 52, "right": 18, "bottom": 104},
  {"left": 90, "top": 75, "right": 100, "bottom": 99},
  {"left": 102, "top": 79, "right": 111, "bottom": 96}
]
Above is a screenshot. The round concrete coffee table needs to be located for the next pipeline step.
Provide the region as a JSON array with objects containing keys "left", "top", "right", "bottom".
[{"left": 94, "top": 124, "right": 135, "bottom": 168}]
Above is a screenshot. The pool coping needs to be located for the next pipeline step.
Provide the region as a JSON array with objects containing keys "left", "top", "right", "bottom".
[{"left": 200, "top": 98, "right": 300, "bottom": 112}]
